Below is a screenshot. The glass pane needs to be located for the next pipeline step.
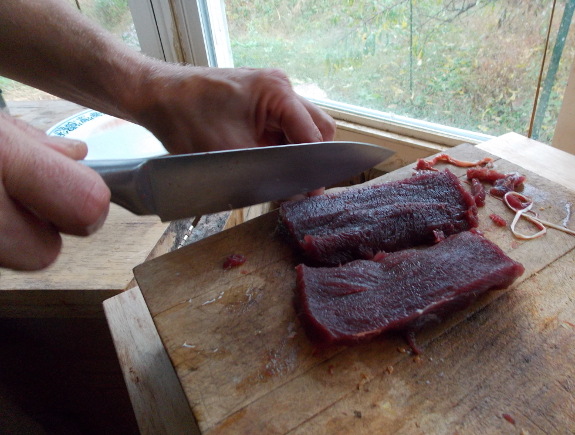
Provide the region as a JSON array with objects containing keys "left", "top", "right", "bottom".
[
  {"left": 531, "top": 0, "right": 575, "bottom": 142},
  {"left": 224, "top": 0, "right": 575, "bottom": 144},
  {"left": 76, "top": 0, "right": 140, "bottom": 50},
  {"left": 1, "top": 0, "right": 140, "bottom": 102}
]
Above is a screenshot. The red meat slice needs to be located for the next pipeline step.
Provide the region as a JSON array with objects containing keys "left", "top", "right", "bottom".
[
  {"left": 294, "top": 231, "right": 524, "bottom": 346},
  {"left": 280, "top": 170, "right": 478, "bottom": 266}
]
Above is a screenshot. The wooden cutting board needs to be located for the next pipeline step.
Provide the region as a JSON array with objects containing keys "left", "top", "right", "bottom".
[{"left": 134, "top": 143, "right": 575, "bottom": 434}]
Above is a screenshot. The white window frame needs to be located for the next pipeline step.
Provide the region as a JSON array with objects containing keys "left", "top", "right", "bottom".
[
  {"left": 128, "top": 0, "right": 575, "bottom": 159},
  {"left": 552, "top": 58, "right": 575, "bottom": 155},
  {"left": 127, "top": 0, "right": 232, "bottom": 67}
]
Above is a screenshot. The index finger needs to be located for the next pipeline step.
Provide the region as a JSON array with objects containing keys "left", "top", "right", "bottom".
[
  {"left": 279, "top": 95, "right": 336, "bottom": 144},
  {"left": 278, "top": 95, "right": 323, "bottom": 144},
  {"left": 1, "top": 122, "right": 110, "bottom": 236},
  {"left": 298, "top": 96, "right": 336, "bottom": 142}
]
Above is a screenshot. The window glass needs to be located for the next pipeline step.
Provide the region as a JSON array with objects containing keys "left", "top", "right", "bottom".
[
  {"left": 76, "top": 0, "right": 140, "bottom": 50},
  {"left": 224, "top": 0, "right": 575, "bottom": 144}
]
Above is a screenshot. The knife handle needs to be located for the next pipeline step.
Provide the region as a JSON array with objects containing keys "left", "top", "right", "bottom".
[{"left": 83, "top": 159, "right": 156, "bottom": 216}]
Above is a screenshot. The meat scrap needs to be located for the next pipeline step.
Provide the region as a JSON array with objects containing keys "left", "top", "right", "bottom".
[
  {"left": 416, "top": 154, "right": 493, "bottom": 171},
  {"left": 504, "top": 192, "right": 547, "bottom": 240},
  {"left": 294, "top": 231, "right": 524, "bottom": 346},
  {"left": 279, "top": 170, "right": 478, "bottom": 266},
  {"left": 466, "top": 167, "right": 506, "bottom": 184},
  {"left": 223, "top": 254, "right": 246, "bottom": 270},
  {"left": 489, "top": 214, "right": 507, "bottom": 227},
  {"left": 503, "top": 192, "right": 575, "bottom": 239},
  {"left": 467, "top": 168, "right": 526, "bottom": 198},
  {"left": 470, "top": 178, "right": 486, "bottom": 207},
  {"left": 491, "top": 173, "right": 526, "bottom": 197}
]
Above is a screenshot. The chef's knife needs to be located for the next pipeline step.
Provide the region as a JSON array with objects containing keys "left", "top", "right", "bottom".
[{"left": 84, "top": 141, "right": 394, "bottom": 221}]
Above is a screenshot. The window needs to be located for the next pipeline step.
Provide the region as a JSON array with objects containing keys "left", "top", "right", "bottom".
[
  {"left": 132, "top": 0, "right": 575, "bottom": 153},
  {"left": 75, "top": 0, "right": 141, "bottom": 50},
  {"left": 3, "top": 0, "right": 574, "bottom": 153},
  {"left": 0, "top": 0, "right": 141, "bottom": 101}
]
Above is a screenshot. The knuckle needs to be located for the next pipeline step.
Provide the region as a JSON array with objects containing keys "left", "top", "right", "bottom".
[
  {"left": 9, "top": 241, "right": 62, "bottom": 271},
  {"left": 323, "top": 116, "right": 337, "bottom": 134},
  {"left": 31, "top": 236, "right": 62, "bottom": 270},
  {"left": 0, "top": 203, "right": 63, "bottom": 271},
  {"left": 261, "top": 68, "right": 292, "bottom": 87}
]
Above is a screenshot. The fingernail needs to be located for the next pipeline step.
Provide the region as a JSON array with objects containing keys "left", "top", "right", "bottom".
[
  {"left": 50, "top": 137, "right": 89, "bottom": 159},
  {"left": 85, "top": 205, "right": 109, "bottom": 235},
  {"left": 67, "top": 140, "right": 89, "bottom": 159}
]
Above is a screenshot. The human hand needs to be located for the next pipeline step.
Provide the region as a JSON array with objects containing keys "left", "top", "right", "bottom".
[
  {"left": 0, "top": 113, "right": 110, "bottom": 270},
  {"left": 131, "top": 66, "right": 336, "bottom": 154}
]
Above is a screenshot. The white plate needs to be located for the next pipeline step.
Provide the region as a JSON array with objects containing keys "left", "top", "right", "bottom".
[{"left": 47, "top": 109, "right": 167, "bottom": 160}]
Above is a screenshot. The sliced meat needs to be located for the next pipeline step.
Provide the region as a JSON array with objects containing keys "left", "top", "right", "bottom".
[
  {"left": 299, "top": 202, "right": 476, "bottom": 266},
  {"left": 294, "top": 231, "right": 524, "bottom": 346},
  {"left": 280, "top": 170, "right": 478, "bottom": 266}
]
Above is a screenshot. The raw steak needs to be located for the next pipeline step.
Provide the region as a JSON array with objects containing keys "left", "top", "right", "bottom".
[
  {"left": 280, "top": 170, "right": 478, "bottom": 266},
  {"left": 294, "top": 231, "right": 524, "bottom": 346}
]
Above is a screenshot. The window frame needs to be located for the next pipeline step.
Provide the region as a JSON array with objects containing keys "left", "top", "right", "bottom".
[
  {"left": 552, "top": 58, "right": 575, "bottom": 154},
  {"left": 128, "top": 0, "right": 575, "bottom": 156},
  {"left": 127, "top": 0, "right": 232, "bottom": 66}
]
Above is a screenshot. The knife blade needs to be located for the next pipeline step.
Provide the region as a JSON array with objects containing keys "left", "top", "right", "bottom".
[{"left": 84, "top": 141, "right": 394, "bottom": 221}]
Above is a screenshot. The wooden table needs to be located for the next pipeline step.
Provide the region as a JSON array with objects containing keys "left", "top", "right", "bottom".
[{"left": 104, "top": 132, "right": 575, "bottom": 434}]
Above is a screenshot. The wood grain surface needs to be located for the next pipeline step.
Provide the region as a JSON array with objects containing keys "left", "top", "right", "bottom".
[
  {"left": 0, "top": 204, "right": 171, "bottom": 316},
  {"left": 135, "top": 143, "right": 575, "bottom": 434},
  {"left": 104, "top": 286, "right": 199, "bottom": 435},
  {"left": 477, "top": 132, "right": 575, "bottom": 191}
]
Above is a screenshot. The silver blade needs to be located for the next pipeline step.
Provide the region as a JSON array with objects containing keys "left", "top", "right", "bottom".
[
  {"left": 144, "top": 141, "right": 394, "bottom": 221},
  {"left": 148, "top": 142, "right": 395, "bottom": 221},
  {"left": 148, "top": 141, "right": 393, "bottom": 221}
]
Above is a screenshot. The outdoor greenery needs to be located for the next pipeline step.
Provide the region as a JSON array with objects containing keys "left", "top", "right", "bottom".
[
  {"left": 225, "top": 0, "right": 575, "bottom": 143},
  {"left": 2, "top": 0, "right": 573, "bottom": 144}
]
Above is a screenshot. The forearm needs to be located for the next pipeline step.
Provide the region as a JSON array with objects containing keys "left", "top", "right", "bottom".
[
  {"left": 0, "top": 0, "right": 334, "bottom": 154},
  {"left": 0, "top": 0, "right": 153, "bottom": 120}
]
